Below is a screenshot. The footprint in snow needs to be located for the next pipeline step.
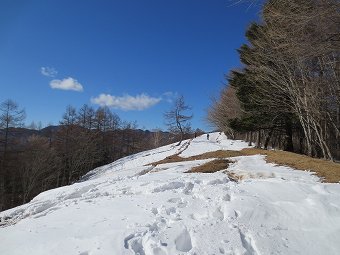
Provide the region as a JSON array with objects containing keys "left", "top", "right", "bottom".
[
  {"left": 207, "top": 178, "right": 229, "bottom": 185},
  {"left": 153, "top": 182, "right": 185, "bottom": 193},
  {"left": 167, "top": 197, "right": 188, "bottom": 209},
  {"left": 175, "top": 228, "right": 193, "bottom": 252},
  {"left": 166, "top": 207, "right": 177, "bottom": 215},
  {"left": 212, "top": 206, "right": 224, "bottom": 221},
  {"left": 151, "top": 207, "right": 158, "bottom": 215},
  {"left": 238, "top": 229, "right": 260, "bottom": 255},
  {"left": 222, "top": 194, "right": 231, "bottom": 202},
  {"left": 124, "top": 233, "right": 146, "bottom": 255},
  {"left": 183, "top": 182, "right": 194, "bottom": 195},
  {"left": 177, "top": 200, "right": 188, "bottom": 208},
  {"left": 167, "top": 197, "right": 182, "bottom": 203}
]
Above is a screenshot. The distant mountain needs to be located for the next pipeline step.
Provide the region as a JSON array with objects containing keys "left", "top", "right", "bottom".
[{"left": 0, "top": 125, "right": 175, "bottom": 146}]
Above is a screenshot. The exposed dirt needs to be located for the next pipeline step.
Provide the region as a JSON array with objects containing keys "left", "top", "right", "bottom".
[{"left": 186, "top": 159, "right": 231, "bottom": 173}]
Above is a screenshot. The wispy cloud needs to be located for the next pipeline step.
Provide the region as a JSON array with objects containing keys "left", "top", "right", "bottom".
[
  {"left": 50, "top": 77, "right": 83, "bottom": 92},
  {"left": 162, "top": 91, "right": 178, "bottom": 103},
  {"left": 41, "top": 67, "right": 58, "bottom": 77},
  {"left": 91, "top": 93, "right": 161, "bottom": 111}
]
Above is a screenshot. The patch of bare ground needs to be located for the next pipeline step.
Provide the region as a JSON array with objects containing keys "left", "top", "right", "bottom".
[
  {"left": 240, "top": 148, "right": 340, "bottom": 183},
  {"left": 191, "top": 150, "right": 244, "bottom": 160},
  {"left": 149, "top": 155, "right": 185, "bottom": 166},
  {"left": 149, "top": 150, "right": 243, "bottom": 167},
  {"left": 148, "top": 147, "right": 340, "bottom": 183},
  {"left": 186, "top": 159, "right": 231, "bottom": 173}
]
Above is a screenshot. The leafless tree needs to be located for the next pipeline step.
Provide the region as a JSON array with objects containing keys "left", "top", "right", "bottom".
[
  {"left": 0, "top": 99, "right": 26, "bottom": 154},
  {"left": 257, "top": 0, "right": 340, "bottom": 159},
  {"left": 60, "top": 105, "right": 77, "bottom": 126},
  {"left": 164, "top": 96, "right": 193, "bottom": 145},
  {"left": 210, "top": 0, "right": 339, "bottom": 160},
  {"left": 19, "top": 135, "right": 60, "bottom": 203},
  {"left": 77, "top": 104, "right": 95, "bottom": 129},
  {"left": 207, "top": 85, "right": 241, "bottom": 138},
  {"left": 0, "top": 99, "right": 25, "bottom": 210},
  {"left": 151, "top": 128, "right": 162, "bottom": 148}
]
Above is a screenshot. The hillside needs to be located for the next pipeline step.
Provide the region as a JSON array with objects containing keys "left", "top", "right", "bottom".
[
  {"left": 1, "top": 133, "right": 340, "bottom": 255},
  {"left": 0, "top": 125, "right": 176, "bottom": 211}
]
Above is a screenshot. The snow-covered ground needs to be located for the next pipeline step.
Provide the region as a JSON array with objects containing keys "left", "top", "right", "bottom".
[{"left": 1, "top": 133, "right": 340, "bottom": 255}]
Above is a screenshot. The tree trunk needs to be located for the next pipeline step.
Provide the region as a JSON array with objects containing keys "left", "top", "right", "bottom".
[
  {"left": 284, "top": 119, "right": 294, "bottom": 152},
  {"left": 256, "top": 130, "right": 261, "bottom": 148},
  {"left": 248, "top": 131, "right": 253, "bottom": 146},
  {"left": 264, "top": 128, "right": 273, "bottom": 150}
]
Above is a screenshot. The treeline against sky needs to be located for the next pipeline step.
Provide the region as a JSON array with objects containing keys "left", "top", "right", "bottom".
[
  {"left": 208, "top": 0, "right": 340, "bottom": 160},
  {"left": 0, "top": 101, "right": 176, "bottom": 211}
]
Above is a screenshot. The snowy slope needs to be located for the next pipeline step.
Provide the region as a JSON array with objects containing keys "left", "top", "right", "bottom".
[{"left": 1, "top": 133, "right": 340, "bottom": 255}]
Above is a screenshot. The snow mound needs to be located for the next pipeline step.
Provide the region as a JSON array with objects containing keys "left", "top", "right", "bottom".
[{"left": 1, "top": 132, "right": 340, "bottom": 255}]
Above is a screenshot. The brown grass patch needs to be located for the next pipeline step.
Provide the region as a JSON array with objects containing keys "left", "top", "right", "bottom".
[
  {"left": 240, "top": 148, "right": 340, "bottom": 183},
  {"left": 149, "top": 150, "right": 243, "bottom": 167},
  {"left": 187, "top": 159, "right": 231, "bottom": 173},
  {"left": 190, "top": 150, "right": 244, "bottom": 160},
  {"left": 148, "top": 147, "right": 340, "bottom": 183},
  {"left": 149, "top": 155, "right": 185, "bottom": 166}
]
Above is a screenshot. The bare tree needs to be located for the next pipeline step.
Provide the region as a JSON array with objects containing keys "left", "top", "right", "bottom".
[
  {"left": 95, "top": 107, "right": 119, "bottom": 131},
  {"left": 0, "top": 99, "right": 26, "bottom": 154},
  {"left": 151, "top": 128, "right": 162, "bottom": 148},
  {"left": 257, "top": 0, "right": 340, "bottom": 159},
  {"left": 220, "top": 0, "right": 340, "bottom": 160},
  {"left": 205, "top": 0, "right": 340, "bottom": 158},
  {"left": 207, "top": 85, "right": 241, "bottom": 139},
  {"left": 19, "top": 135, "right": 60, "bottom": 203},
  {"left": 0, "top": 99, "right": 25, "bottom": 210},
  {"left": 77, "top": 104, "right": 94, "bottom": 129},
  {"left": 164, "top": 96, "right": 193, "bottom": 145},
  {"left": 60, "top": 105, "right": 77, "bottom": 126}
]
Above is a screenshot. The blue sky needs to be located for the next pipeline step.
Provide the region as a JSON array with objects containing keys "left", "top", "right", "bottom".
[{"left": 0, "top": 0, "right": 260, "bottom": 131}]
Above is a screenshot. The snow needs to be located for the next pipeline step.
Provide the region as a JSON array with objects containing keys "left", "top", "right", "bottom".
[
  {"left": 1, "top": 133, "right": 340, "bottom": 255},
  {"left": 179, "top": 132, "right": 250, "bottom": 158}
]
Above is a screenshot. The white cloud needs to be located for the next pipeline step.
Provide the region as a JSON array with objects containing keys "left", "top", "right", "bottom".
[
  {"left": 91, "top": 93, "right": 161, "bottom": 111},
  {"left": 162, "top": 91, "right": 178, "bottom": 103},
  {"left": 41, "top": 67, "right": 58, "bottom": 77},
  {"left": 50, "top": 77, "right": 83, "bottom": 92}
]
